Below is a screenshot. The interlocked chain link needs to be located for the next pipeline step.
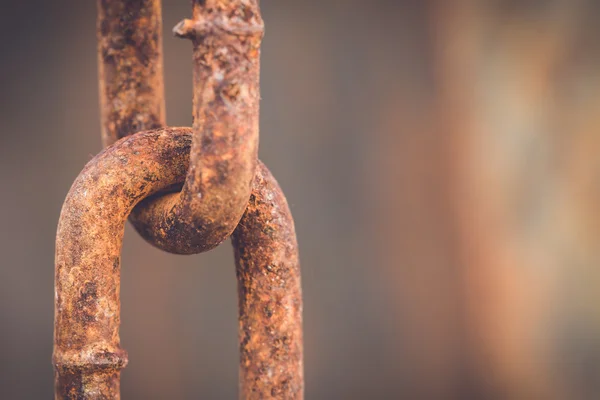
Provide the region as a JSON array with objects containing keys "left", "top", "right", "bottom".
[{"left": 53, "top": 1, "right": 304, "bottom": 399}]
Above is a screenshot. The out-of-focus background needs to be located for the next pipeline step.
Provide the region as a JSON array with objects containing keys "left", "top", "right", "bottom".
[{"left": 1, "top": 0, "right": 599, "bottom": 398}]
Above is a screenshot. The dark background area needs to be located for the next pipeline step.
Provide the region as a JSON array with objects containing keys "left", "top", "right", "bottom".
[{"left": 1, "top": 1, "right": 599, "bottom": 399}]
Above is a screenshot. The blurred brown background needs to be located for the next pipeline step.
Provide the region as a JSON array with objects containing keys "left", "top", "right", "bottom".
[{"left": 1, "top": 0, "right": 599, "bottom": 399}]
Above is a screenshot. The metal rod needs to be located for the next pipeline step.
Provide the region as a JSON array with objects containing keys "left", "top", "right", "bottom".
[
  {"left": 97, "top": 0, "right": 166, "bottom": 147},
  {"left": 54, "top": 128, "right": 191, "bottom": 399},
  {"left": 233, "top": 162, "right": 304, "bottom": 399}
]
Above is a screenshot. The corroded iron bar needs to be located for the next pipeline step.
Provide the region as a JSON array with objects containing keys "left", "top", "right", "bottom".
[
  {"left": 233, "top": 163, "right": 304, "bottom": 399},
  {"left": 54, "top": 129, "right": 303, "bottom": 398},
  {"left": 54, "top": 128, "right": 190, "bottom": 399},
  {"left": 122, "top": 0, "right": 264, "bottom": 254},
  {"left": 97, "top": 0, "right": 166, "bottom": 147}
]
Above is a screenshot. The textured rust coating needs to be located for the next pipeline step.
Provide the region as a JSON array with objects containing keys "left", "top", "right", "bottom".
[
  {"left": 97, "top": 0, "right": 166, "bottom": 147},
  {"left": 66, "top": 1, "right": 305, "bottom": 398},
  {"left": 54, "top": 129, "right": 304, "bottom": 398},
  {"left": 54, "top": 128, "right": 191, "bottom": 399},
  {"left": 101, "top": 0, "right": 265, "bottom": 255},
  {"left": 233, "top": 164, "right": 304, "bottom": 399}
]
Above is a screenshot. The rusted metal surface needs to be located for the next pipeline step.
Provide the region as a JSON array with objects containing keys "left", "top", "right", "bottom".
[
  {"left": 97, "top": 0, "right": 166, "bottom": 147},
  {"left": 56, "top": 1, "right": 304, "bottom": 398},
  {"left": 233, "top": 162, "right": 304, "bottom": 399},
  {"left": 54, "top": 129, "right": 304, "bottom": 398},
  {"left": 101, "top": 0, "right": 265, "bottom": 255},
  {"left": 54, "top": 128, "right": 191, "bottom": 399}
]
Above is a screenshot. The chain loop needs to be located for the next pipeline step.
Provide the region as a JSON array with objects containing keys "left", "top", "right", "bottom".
[{"left": 53, "top": 129, "right": 303, "bottom": 398}]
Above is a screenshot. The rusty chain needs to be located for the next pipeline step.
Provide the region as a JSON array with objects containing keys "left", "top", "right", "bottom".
[
  {"left": 53, "top": 1, "right": 303, "bottom": 399},
  {"left": 99, "top": 0, "right": 261, "bottom": 254}
]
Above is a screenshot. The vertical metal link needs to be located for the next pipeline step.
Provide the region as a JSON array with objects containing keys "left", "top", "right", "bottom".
[
  {"left": 129, "top": 0, "right": 264, "bottom": 254},
  {"left": 98, "top": 0, "right": 264, "bottom": 255}
]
